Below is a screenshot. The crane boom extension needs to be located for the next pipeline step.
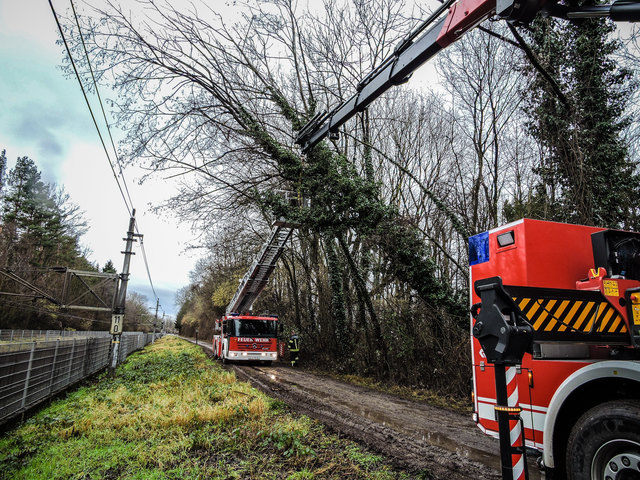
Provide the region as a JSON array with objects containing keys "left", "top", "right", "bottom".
[
  {"left": 226, "top": 224, "right": 294, "bottom": 316},
  {"left": 295, "top": 0, "right": 640, "bottom": 153}
]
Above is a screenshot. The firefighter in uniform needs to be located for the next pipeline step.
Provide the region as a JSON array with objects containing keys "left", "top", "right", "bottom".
[{"left": 288, "top": 331, "right": 300, "bottom": 367}]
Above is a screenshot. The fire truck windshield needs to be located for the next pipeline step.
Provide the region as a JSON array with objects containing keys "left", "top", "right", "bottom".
[{"left": 232, "top": 319, "right": 277, "bottom": 338}]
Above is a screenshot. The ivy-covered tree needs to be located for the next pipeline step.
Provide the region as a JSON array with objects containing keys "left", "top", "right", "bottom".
[
  {"left": 77, "top": 0, "right": 469, "bottom": 395},
  {"left": 518, "top": 12, "right": 639, "bottom": 228}
]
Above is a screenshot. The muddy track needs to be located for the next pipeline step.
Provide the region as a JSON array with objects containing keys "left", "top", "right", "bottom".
[{"left": 191, "top": 339, "right": 541, "bottom": 480}]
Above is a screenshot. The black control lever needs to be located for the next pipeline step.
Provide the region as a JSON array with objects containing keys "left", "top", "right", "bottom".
[{"left": 472, "top": 276, "right": 533, "bottom": 365}]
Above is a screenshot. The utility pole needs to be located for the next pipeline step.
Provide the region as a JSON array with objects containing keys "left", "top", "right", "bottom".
[
  {"left": 109, "top": 210, "right": 142, "bottom": 374},
  {"left": 152, "top": 297, "right": 159, "bottom": 344}
]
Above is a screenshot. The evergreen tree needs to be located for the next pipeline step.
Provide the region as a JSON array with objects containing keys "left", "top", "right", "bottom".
[
  {"left": 102, "top": 259, "right": 117, "bottom": 273},
  {"left": 0, "top": 153, "right": 96, "bottom": 330},
  {"left": 520, "top": 12, "right": 639, "bottom": 229},
  {"left": 0, "top": 149, "right": 6, "bottom": 196},
  {"left": 2, "top": 157, "right": 62, "bottom": 265},
  {"left": 0, "top": 156, "right": 90, "bottom": 268}
]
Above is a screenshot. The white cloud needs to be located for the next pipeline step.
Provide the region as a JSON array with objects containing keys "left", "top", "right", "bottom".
[
  {"left": 60, "top": 142, "right": 200, "bottom": 315},
  {"left": 0, "top": 1, "right": 205, "bottom": 317}
]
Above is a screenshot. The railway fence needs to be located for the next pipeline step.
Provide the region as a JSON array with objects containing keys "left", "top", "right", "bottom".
[{"left": 0, "top": 330, "right": 162, "bottom": 425}]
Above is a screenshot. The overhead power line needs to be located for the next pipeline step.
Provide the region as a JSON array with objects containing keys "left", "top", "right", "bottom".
[
  {"left": 69, "top": 0, "right": 136, "bottom": 211},
  {"left": 48, "top": 0, "right": 163, "bottom": 313},
  {"left": 48, "top": 0, "right": 133, "bottom": 216}
]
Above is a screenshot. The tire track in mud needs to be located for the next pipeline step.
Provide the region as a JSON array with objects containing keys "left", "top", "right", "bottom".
[
  {"left": 191, "top": 339, "right": 540, "bottom": 480},
  {"left": 233, "top": 364, "right": 514, "bottom": 480}
]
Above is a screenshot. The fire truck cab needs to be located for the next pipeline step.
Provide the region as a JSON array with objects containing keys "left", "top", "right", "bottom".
[
  {"left": 470, "top": 218, "right": 640, "bottom": 479},
  {"left": 213, "top": 313, "right": 279, "bottom": 364}
]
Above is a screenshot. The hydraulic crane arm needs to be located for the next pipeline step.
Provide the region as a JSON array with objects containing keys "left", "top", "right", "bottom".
[{"left": 296, "top": 0, "right": 640, "bottom": 153}]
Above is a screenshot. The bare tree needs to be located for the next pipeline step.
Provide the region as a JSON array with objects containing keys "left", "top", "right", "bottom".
[{"left": 438, "top": 25, "right": 531, "bottom": 233}]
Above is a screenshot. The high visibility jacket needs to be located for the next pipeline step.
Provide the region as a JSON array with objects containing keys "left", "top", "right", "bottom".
[{"left": 288, "top": 335, "right": 300, "bottom": 352}]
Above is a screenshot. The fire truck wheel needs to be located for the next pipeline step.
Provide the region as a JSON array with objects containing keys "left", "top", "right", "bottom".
[{"left": 566, "top": 399, "right": 640, "bottom": 480}]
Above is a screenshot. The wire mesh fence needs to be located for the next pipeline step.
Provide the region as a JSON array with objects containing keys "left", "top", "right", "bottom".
[
  {"left": 0, "top": 330, "right": 162, "bottom": 425},
  {"left": 0, "top": 329, "right": 112, "bottom": 342}
]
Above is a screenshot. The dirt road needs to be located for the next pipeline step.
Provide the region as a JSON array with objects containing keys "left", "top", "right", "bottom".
[{"left": 192, "top": 339, "right": 542, "bottom": 480}]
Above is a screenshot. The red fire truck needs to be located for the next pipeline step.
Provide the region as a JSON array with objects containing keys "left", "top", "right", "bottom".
[
  {"left": 470, "top": 219, "right": 640, "bottom": 479},
  {"left": 212, "top": 313, "right": 279, "bottom": 364}
]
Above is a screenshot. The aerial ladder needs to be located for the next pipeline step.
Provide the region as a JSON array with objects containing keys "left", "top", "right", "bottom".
[
  {"left": 294, "top": 1, "right": 640, "bottom": 479},
  {"left": 226, "top": 191, "right": 303, "bottom": 316},
  {"left": 226, "top": 222, "right": 295, "bottom": 315}
]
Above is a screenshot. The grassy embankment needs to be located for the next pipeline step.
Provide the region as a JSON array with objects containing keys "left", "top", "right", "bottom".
[{"left": 0, "top": 337, "right": 419, "bottom": 479}]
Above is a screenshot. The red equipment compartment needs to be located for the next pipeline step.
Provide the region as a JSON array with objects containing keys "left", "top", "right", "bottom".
[{"left": 471, "top": 219, "right": 604, "bottom": 291}]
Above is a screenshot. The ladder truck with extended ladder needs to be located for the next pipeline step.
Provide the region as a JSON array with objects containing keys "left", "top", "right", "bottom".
[
  {"left": 295, "top": 1, "right": 640, "bottom": 479},
  {"left": 213, "top": 201, "right": 297, "bottom": 364}
]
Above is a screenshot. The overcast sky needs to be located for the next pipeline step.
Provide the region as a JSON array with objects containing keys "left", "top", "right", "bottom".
[{"left": 0, "top": 0, "right": 203, "bottom": 317}]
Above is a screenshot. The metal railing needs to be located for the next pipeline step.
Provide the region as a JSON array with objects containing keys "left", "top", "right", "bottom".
[{"left": 0, "top": 330, "right": 161, "bottom": 425}]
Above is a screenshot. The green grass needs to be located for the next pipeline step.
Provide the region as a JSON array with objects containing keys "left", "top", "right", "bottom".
[{"left": 0, "top": 337, "right": 417, "bottom": 479}]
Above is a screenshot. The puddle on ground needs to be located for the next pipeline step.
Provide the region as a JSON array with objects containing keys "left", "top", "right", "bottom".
[
  {"left": 255, "top": 368, "right": 498, "bottom": 468},
  {"left": 356, "top": 406, "right": 498, "bottom": 468}
]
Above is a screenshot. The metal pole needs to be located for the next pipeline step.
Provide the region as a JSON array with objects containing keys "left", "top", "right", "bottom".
[
  {"left": 493, "top": 364, "right": 528, "bottom": 480},
  {"left": 49, "top": 339, "right": 60, "bottom": 395},
  {"left": 82, "top": 338, "right": 89, "bottom": 377},
  {"left": 494, "top": 364, "right": 514, "bottom": 480},
  {"left": 66, "top": 338, "right": 76, "bottom": 386},
  {"left": 152, "top": 298, "right": 159, "bottom": 344},
  {"left": 21, "top": 342, "right": 36, "bottom": 410},
  {"left": 110, "top": 210, "right": 139, "bottom": 374}
]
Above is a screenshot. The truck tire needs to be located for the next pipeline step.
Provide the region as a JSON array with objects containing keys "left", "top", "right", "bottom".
[{"left": 566, "top": 399, "right": 640, "bottom": 480}]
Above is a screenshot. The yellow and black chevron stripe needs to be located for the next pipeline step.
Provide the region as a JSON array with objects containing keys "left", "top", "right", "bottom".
[{"left": 505, "top": 285, "right": 629, "bottom": 343}]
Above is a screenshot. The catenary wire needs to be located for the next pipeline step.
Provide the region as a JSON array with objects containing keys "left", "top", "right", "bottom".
[
  {"left": 69, "top": 0, "right": 135, "bottom": 211},
  {"left": 48, "top": 0, "right": 133, "bottom": 216},
  {"left": 48, "top": 0, "right": 163, "bottom": 314},
  {"left": 68, "top": 0, "right": 161, "bottom": 310}
]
